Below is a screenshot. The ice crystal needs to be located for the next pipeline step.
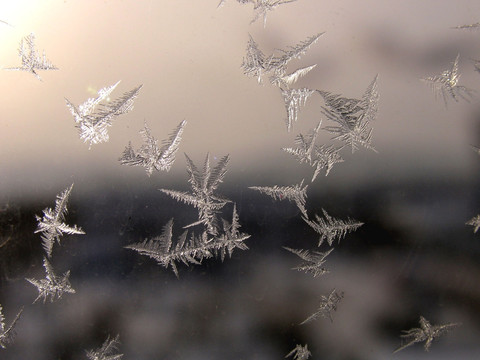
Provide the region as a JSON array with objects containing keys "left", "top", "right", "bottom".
[
  {"left": 394, "top": 316, "right": 460, "bottom": 353},
  {"left": 251, "top": 0, "right": 297, "bottom": 27},
  {"left": 249, "top": 180, "right": 308, "bottom": 217},
  {"left": 271, "top": 64, "right": 317, "bottom": 89},
  {"left": 466, "top": 214, "right": 480, "bottom": 233},
  {"left": 301, "top": 288, "right": 344, "bottom": 324},
  {"left": 285, "top": 344, "right": 311, "bottom": 360},
  {"left": 284, "top": 247, "right": 333, "bottom": 277},
  {"left": 35, "top": 184, "right": 85, "bottom": 258},
  {"left": 452, "top": 22, "right": 480, "bottom": 30},
  {"left": 422, "top": 54, "right": 474, "bottom": 107},
  {"left": 26, "top": 257, "right": 75, "bottom": 303},
  {"left": 0, "top": 305, "right": 23, "bottom": 349},
  {"left": 125, "top": 206, "right": 249, "bottom": 277},
  {"left": 160, "top": 153, "right": 231, "bottom": 236},
  {"left": 4, "top": 33, "right": 58, "bottom": 80},
  {"left": 242, "top": 33, "right": 322, "bottom": 85},
  {"left": 242, "top": 35, "right": 267, "bottom": 83},
  {"left": 119, "top": 119, "right": 187, "bottom": 176},
  {"left": 303, "top": 209, "right": 363, "bottom": 247},
  {"left": 281, "top": 88, "right": 315, "bottom": 132},
  {"left": 86, "top": 335, "right": 123, "bottom": 360},
  {"left": 283, "top": 122, "right": 344, "bottom": 179},
  {"left": 65, "top": 81, "right": 142, "bottom": 147},
  {"left": 319, "top": 75, "right": 379, "bottom": 153}
]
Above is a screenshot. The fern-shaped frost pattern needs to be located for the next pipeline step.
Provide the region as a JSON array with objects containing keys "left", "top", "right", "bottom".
[
  {"left": 119, "top": 119, "right": 187, "bottom": 176},
  {"left": 35, "top": 184, "right": 85, "bottom": 258},
  {"left": 284, "top": 247, "right": 333, "bottom": 277},
  {"left": 394, "top": 316, "right": 460, "bottom": 353},
  {"left": 26, "top": 257, "right": 75, "bottom": 303},
  {"left": 4, "top": 33, "right": 58, "bottom": 80},
  {"left": 466, "top": 214, "right": 480, "bottom": 233},
  {"left": 126, "top": 206, "right": 249, "bottom": 277},
  {"left": 282, "top": 88, "right": 315, "bottom": 132},
  {"left": 422, "top": 54, "right": 474, "bottom": 107},
  {"left": 319, "top": 75, "right": 379, "bottom": 153},
  {"left": 251, "top": 0, "right": 298, "bottom": 27},
  {"left": 283, "top": 122, "right": 344, "bottom": 179},
  {"left": 0, "top": 305, "right": 23, "bottom": 349},
  {"left": 249, "top": 180, "right": 308, "bottom": 217},
  {"left": 65, "top": 82, "right": 142, "bottom": 147},
  {"left": 242, "top": 33, "right": 323, "bottom": 86},
  {"left": 86, "top": 335, "right": 123, "bottom": 360},
  {"left": 160, "top": 153, "right": 231, "bottom": 236},
  {"left": 303, "top": 209, "right": 363, "bottom": 246},
  {"left": 301, "top": 288, "right": 344, "bottom": 324},
  {"left": 285, "top": 344, "right": 311, "bottom": 360}
]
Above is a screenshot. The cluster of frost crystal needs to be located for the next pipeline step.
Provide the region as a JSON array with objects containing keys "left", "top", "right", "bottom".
[
  {"left": 127, "top": 154, "right": 250, "bottom": 276},
  {"left": 4, "top": 33, "right": 58, "bottom": 81},
  {"left": 65, "top": 81, "right": 143, "bottom": 147}
]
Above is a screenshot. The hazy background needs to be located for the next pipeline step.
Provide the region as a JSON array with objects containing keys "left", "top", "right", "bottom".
[{"left": 0, "top": 0, "right": 480, "bottom": 359}]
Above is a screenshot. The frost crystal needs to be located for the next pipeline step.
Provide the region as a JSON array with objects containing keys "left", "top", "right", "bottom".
[
  {"left": 284, "top": 247, "right": 333, "bottom": 277},
  {"left": 283, "top": 122, "right": 344, "bottom": 179},
  {"left": 119, "top": 119, "right": 187, "bottom": 176},
  {"left": 281, "top": 88, "right": 315, "bottom": 132},
  {"left": 65, "top": 81, "right": 142, "bottom": 147},
  {"left": 0, "top": 305, "right": 23, "bottom": 349},
  {"left": 301, "top": 289, "right": 344, "bottom": 324},
  {"left": 249, "top": 180, "right": 308, "bottom": 217},
  {"left": 285, "top": 344, "right": 311, "bottom": 360},
  {"left": 303, "top": 209, "right": 363, "bottom": 247},
  {"left": 4, "top": 33, "right": 58, "bottom": 80},
  {"left": 394, "top": 316, "right": 460, "bottom": 353},
  {"left": 26, "top": 257, "right": 75, "bottom": 303},
  {"left": 242, "top": 33, "right": 323, "bottom": 85},
  {"left": 251, "top": 0, "right": 298, "bottom": 27},
  {"left": 86, "top": 335, "right": 123, "bottom": 360},
  {"left": 160, "top": 153, "right": 231, "bottom": 236},
  {"left": 242, "top": 35, "right": 267, "bottom": 83},
  {"left": 422, "top": 54, "right": 474, "bottom": 107},
  {"left": 125, "top": 206, "right": 249, "bottom": 277},
  {"left": 466, "top": 214, "right": 480, "bottom": 233},
  {"left": 319, "top": 75, "right": 379, "bottom": 153},
  {"left": 35, "top": 184, "right": 85, "bottom": 258},
  {"left": 452, "top": 22, "right": 480, "bottom": 30},
  {"left": 271, "top": 64, "right": 317, "bottom": 89}
]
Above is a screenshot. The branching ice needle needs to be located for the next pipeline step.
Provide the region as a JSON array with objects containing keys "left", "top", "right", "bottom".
[
  {"left": 422, "top": 54, "right": 474, "bottom": 107},
  {"left": 0, "top": 305, "right": 23, "bottom": 349},
  {"left": 35, "top": 184, "right": 85, "bottom": 258},
  {"left": 4, "top": 33, "right": 57, "bottom": 80},
  {"left": 394, "top": 316, "right": 460, "bottom": 353}
]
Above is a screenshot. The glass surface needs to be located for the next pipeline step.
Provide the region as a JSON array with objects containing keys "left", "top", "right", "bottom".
[{"left": 0, "top": 1, "right": 480, "bottom": 359}]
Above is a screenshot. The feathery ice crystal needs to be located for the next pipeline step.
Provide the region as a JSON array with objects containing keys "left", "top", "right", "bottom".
[
  {"left": 4, "top": 33, "right": 58, "bottom": 80},
  {"left": 65, "top": 81, "right": 142, "bottom": 147},
  {"left": 160, "top": 153, "right": 231, "bottom": 236},
  {"left": 125, "top": 205, "right": 250, "bottom": 277},
  {"left": 319, "top": 75, "right": 379, "bottom": 153},
  {"left": 86, "top": 335, "right": 123, "bottom": 360},
  {"left": 119, "top": 119, "right": 187, "bottom": 176},
  {"left": 301, "top": 288, "right": 344, "bottom": 324},
  {"left": 422, "top": 54, "right": 474, "bottom": 107},
  {"left": 394, "top": 316, "right": 460, "bottom": 353},
  {"left": 35, "top": 184, "right": 85, "bottom": 258},
  {"left": 303, "top": 209, "right": 363, "bottom": 247},
  {"left": 26, "top": 257, "right": 75, "bottom": 303},
  {"left": 0, "top": 305, "right": 23, "bottom": 349},
  {"left": 284, "top": 247, "right": 333, "bottom": 277}
]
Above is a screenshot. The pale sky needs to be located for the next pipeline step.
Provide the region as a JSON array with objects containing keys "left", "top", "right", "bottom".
[{"left": 1, "top": 0, "right": 480, "bottom": 199}]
